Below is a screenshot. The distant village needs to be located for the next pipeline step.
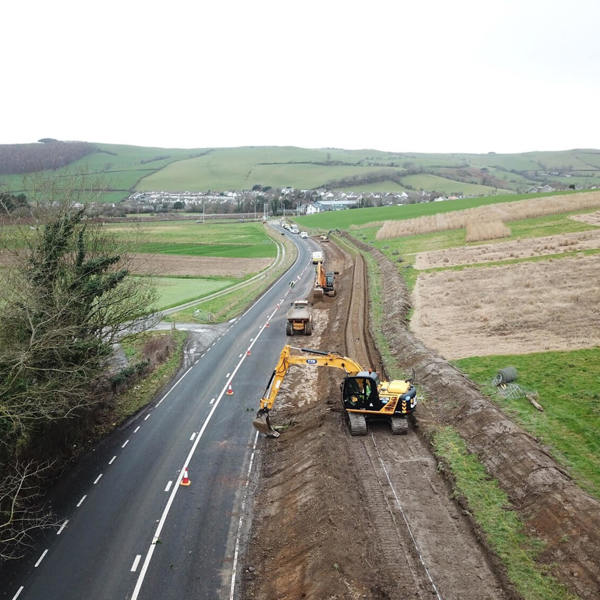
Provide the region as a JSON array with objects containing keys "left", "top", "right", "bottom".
[{"left": 88, "top": 180, "right": 590, "bottom": 218}]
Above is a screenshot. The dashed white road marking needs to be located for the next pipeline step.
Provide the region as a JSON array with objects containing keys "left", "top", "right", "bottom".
[
  {"left": 131, "top": 555, "right": 142, "bottom": 572},
  {"left": 11, "top": 585, "right": 24, "bottom": 600},
  {"left": 57, "top": 520, "right": 68, "bottom": 535},
  {"left": 164, "top": 481, "right": 173, "bottom": 493},
  {"left": 209, "top": 397, "right": 216, "bottom": 405},
  {"left": 93, "top": 474, "right": 103, "bottom": 485},
  {"left": 122, "top": 440, "right": 129, "bottom": 448},
  {"left": 34, "top": 549, "right": 48, "bottom": 567},
  {"left": 226, "top": 372, "right": 231, "bottom": 378},
  {"left": 144, "top": 414, "right": 150, "bottom": 421},
  {"left": 108, "top": 456, "right": 117, "bottom": 465},
  {"left": 238, "top": 353, "right": 243, "bottom": 358},
  {"left": 76, "top": 495, "right": 87, "bottom": 508},
  {"left": 190, "top": 432, "right": 196, "bottom": 441},
  {"left": 134, "top": 426, "right": 140, "bottom": 433}
]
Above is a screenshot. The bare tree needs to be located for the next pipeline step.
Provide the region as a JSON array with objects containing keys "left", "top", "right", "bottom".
[
  {"left": 0, "top": 173, "right": 157, "bottom": 559},
  {"left": 0, "top": 462, "right": 55, "bottom": 560}
]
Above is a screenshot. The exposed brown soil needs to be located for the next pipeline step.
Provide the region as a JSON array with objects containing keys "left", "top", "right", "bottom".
[
  {"left": 415, "top": 229, "right": 600, "bottom": 269},
  {"left": 242, "top": 234, "right": 600, "bottom": 600},
  {"left": 242, "top": 241, "right": 509, "bottom": 600},
  {"left": 350, "top": 235, "right": 600, "bottom": 600},
  {"left": 411, "top": 253, "right": 600, "bottom": 359},
  {"left": 127, "top": 253, "right": 271, "bottom": 277}
]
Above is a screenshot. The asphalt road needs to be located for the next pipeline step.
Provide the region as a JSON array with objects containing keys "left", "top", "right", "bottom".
[{"left": 1, "top": 227, "right": 319, "bottom": 600}]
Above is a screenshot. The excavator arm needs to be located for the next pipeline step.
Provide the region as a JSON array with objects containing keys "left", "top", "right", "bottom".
[{"left": 253, "top": 345, "right": 363, "bottom": 437}]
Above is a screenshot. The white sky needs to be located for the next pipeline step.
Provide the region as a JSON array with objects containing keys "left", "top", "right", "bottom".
[{"left": 2, "top": 0, "right": 599, "bottom": 153}]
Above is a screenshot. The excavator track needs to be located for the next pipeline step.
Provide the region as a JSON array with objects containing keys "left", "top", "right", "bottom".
[
  {"left": 347, "top": 412, "right": 367, "bottom": 436},
  {"left": 390, "top": 416, "right": 409, "bottom": 435}
]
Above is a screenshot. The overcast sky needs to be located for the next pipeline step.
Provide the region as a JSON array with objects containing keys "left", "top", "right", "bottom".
[{"left": 2, "top": 0, "right": 599, "bottom": 154}]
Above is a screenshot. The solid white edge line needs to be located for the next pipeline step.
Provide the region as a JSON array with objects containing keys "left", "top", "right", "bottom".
[
  {"left": 57, "top": 519, "right": 68, "bottom": 535},
  {"left": 229, "top": 431, "right": 259, "bottom": 600},
  {"left": 108, "top": 456, "right": 116, "bottom": 465},
  {"left": 131, "top": 324, "right": 268, "bottom": 600},
  {"left": 76, "top": 495, "right": 87, "bottom": 508},
  {"left": 34, "top": 549, "right": 48, "bottom": 567},
  {"left": 131, "top": 244, "right": 298, "bottom": 599},
  {"left": 93, "top": 474, "right": 103, "bottom": 485},
  {"left": 164, "top": 481, "right": 173, "bottom": 493},
  {"left": 11, "top": 585, "right": 24, "bottom": 600},
  {"left": 131, "top": 554, "right": 142, "bottom": 572}
]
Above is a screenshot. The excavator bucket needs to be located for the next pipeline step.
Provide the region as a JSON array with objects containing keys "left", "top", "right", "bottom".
[
  {"left": 253, "top": 411, "right": 280, "bottom": 438},
  {"left": 312, "top": 287, "right": 324, "bottom": 300}
]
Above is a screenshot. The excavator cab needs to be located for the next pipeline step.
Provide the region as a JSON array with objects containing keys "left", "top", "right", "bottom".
[{"left": 342, "top": 373, "right": 381, "bottom": 410}]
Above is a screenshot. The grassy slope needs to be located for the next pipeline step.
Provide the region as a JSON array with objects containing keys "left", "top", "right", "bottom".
[
  {"left": 0, "top": 143, "right": 206, "bottom": 202},
  {"left": 453, "top": 349, "right": 600, "bottom": 500},
  {"left": 3, "top": 145, "right": 600, "bottom": 197},
  {"left": 138, "top": 147, "right": 600, "bottom": 194}
]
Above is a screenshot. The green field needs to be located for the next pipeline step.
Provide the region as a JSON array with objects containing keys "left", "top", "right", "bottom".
[
  {"left": 3, "top": 144, "right": 600, "bottom": 198},
  {"left": 104, "top": 221, "right": 277, "bottom": 258},
  {"left": 294, "top": 190, "right": 577, "bottom": 231},
  {"left": 400, "top": 173, "right": 511, "bottom": 195},
  {"left": 0, "top": 143, "right": 205, "bottom": 202},
  {"left": 454, "top": 348, "right": 600, "bottom": 501},
  {"left": 146, "top": 276, "right": 237, "bottom": 310}
]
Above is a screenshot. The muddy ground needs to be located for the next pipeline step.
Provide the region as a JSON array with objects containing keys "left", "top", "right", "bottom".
[
  {"left": 415, "top": 229, "right": 600, "bottom": 269},
  {"left": 411, "top": 253, "right": 600, "bottom": 359},
  {"left": 242, "top": 241, "right": 508, "bottom": 600},
  {"left": 352, "top": 235, "right": 600, "bottom": 600},
  {"left": 242, "top": 235, "right": 600, "bottom": 600}
]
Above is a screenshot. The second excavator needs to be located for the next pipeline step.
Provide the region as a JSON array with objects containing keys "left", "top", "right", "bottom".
[{"left": 253, "top": 345, "right": 417, "bottom": 437}]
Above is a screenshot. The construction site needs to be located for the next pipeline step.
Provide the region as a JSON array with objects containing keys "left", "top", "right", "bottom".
[{"left": 241, "top": 233, "right": 600, "bottom": 600}]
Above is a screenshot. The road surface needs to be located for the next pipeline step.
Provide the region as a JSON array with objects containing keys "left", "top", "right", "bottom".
[{"left": 1, "top": 227, "right": 317, "bottom": 600}]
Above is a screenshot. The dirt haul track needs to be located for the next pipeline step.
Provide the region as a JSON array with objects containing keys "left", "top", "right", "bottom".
[{"left": 242, "top": 240, "right": 509, "bottom": 599}]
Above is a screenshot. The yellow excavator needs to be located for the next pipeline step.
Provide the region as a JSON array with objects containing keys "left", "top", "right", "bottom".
[
  {"left": 313, "top": 259, "right": 337, "bottom": 298},
  {"left": 253, "top": 345, "right": 417, "bottom": 437}
]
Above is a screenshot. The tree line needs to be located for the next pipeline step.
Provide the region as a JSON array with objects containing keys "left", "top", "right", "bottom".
[
  {"left": 0, "top": 141, "right": 96, "bottom": 175},
  {"left": 0, "top": 186, "right": 156, "bottom": 559}
]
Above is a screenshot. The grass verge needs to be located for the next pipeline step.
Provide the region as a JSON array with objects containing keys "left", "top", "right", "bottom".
[
  {"left": 453, "top": 348, "right": 600, "bottom": 501},
  {"left": 103, "top": 330, "right": 188, "bottom": 431},
  {"left": 433, "top": 427, "right": 577, "bottom": 600}
]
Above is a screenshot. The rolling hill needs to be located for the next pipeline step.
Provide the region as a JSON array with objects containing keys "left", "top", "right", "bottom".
[{"left": 1, "top": 142, "right": 599, "bottom": 202}]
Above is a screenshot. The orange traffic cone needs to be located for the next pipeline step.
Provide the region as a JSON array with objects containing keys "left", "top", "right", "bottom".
[
  {"left": 180, "top": 467, "right": 191, "bottom": 486},
  {"left": 226, "top": 383, "right": 234, "bottom": 395},
  {"left": 265, "top": 321, "right": 270, "bottom": 328},
  {"left": 246, "top": 349, "right": 251, "bottom": 356}
]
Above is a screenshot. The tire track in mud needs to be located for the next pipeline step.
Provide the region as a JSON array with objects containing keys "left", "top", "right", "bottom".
[{"left": 336, "top": 239, "right": 507, "bottom": 600}]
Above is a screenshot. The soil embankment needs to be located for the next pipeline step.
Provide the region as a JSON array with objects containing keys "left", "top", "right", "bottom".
[
  {"left": 242, "top": 238, "right": 512, "bottom": 599},
  {"left": 349, "top": 234, "right": 600, "bottom": 600}
]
